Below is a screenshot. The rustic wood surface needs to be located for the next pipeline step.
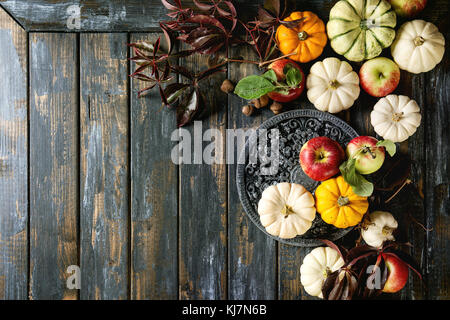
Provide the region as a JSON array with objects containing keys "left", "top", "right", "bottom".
[{"left": 0, "top": 0, "right": 448, "bottom": 300}]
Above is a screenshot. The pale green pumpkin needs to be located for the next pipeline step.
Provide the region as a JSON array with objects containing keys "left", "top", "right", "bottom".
[{"left": 327, "top": 0, "right": 396, "bottom": 62}]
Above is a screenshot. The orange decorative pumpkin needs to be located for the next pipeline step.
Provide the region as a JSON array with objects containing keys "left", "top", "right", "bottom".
[
  {"left": 276, "top": 11, "right": 327, "bottom": 63},
  {"left": 315, "top": 176, "right": 369, "bottom": 229}
]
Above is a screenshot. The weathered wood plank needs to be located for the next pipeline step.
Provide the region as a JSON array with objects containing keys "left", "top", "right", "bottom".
[
  {"left": 394, "top": 71, "right": 426, "bottom": 300},
  {"left": 0, "top": 0, "right": 260, "bottom": 32},
  {"left": 424, "top": 54, "right": 449, "bottom": 300},
  {"left": 79, "top": 33, "right": 129, "bottom": 300},
  {"left": 228, "top": 46, "right": 277, "bottom": 300},
  {"left": 178, "top": 51, "right": 227, "bottom": 300},
  {"left": 130, "top": 33, "right": 178, "bottom": 300},
  {"left": 0, "top": 7, "right": 28, "bottom": 300},
  {"left": 29, "top": 33, "right": 79, "bottom": 300}
]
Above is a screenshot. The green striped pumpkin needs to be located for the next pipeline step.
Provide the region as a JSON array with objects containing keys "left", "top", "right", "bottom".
[{"left": 327, "top": 0, "right": 396, "bottom": 62}]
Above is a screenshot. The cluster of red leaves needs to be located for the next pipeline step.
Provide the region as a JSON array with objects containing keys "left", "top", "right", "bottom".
[
  {"left": 321, "top": 240, "right": 422, "bottom": 300},
  {"left": 129, "top": 0, "right": 296, "bottom": 127}
]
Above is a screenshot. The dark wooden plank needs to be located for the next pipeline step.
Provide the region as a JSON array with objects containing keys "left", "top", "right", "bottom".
[
  {"left": 29, "top": 33, "right": 79, "bottom": 300},
  {"left": 228, "top": 45, "right": 277, "bottom": 300},
  {"left": 0, "top": 7, "right": 28, "bottom": 300},
  {"left": 394, "top": 71, "right": 426, "bottom": 300},
  {"left": 178, "top": 51, "right": 227, "bottom": 300},
  {"left": 423, "top": 54, "right": 449, "bottom": 300},
  {"left": 79, "top": 33, "right": 129, "bottom": 300},
  {"left": 0, "top": 0, "right": 260, "bottom": 32},
  {"left": 130, "top": 33, "right": 178, "bottom": 300}
]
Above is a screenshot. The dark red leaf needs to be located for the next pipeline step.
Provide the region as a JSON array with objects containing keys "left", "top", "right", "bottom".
[
  {"left": 177, "top": 88, "right": 201, "bottom": 127},
  {"left": 263, "top": 0, "right": 280, "bottom": 16},
  {"left": 186, "top": 15, "right": 227, "bottom": 34},
  {"left": 161, "top": 0, "right": 180, "bottom": 11},
  {"left": 193, "top": 0, "right": 214, "bottom": 11},
  {"left": 170, "top": 65, "right": 194, "bottom": 80},
  {"left": 196, "top": 65, "right": 226, "bottom": 82}
]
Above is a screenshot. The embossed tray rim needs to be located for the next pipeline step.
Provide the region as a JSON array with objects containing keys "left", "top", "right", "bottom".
[{"left": 236, "top": 109, "right": 359, "bottom": 247}]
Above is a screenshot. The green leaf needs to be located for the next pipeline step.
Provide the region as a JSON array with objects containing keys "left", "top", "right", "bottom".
[
  {"left": 376, "top": 139, "right": 397, "bottom": 157},
  {"left": 339, "top": 159, "right": 374, "bottom": 197},
  {"left": 285, "top": 67, "right": 302, "bottom": 88},
  {"left": 234, "top": 75, "right": 276, "bottom": 100},
  {"left": 262, "top": 69, "right": 277, "bottom": 83}
]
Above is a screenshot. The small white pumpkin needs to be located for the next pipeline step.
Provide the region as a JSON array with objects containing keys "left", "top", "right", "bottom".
[
  {"left": 391, "top": 20, "right": 445, "bottom": 74},
  {"left": 361, "top": 211, "right": 398, "bottom": 248},
  {"left": 306, "top": 57, "right": 360, "bottom": 113},
  {"left": 300, "top": 247, "right": 345, "bottom": 298},
  {"left": 371, "top": 94, "right": 422, "bottom": 142},
  {"left": 257, "top": 182, "right": 316, "bottom": 239}
]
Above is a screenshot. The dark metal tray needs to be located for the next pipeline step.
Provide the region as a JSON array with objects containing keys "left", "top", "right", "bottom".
[{"left": 236, "top": 109, "right": 359, "bottom": 246}]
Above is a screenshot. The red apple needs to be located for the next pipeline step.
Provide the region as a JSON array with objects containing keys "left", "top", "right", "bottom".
[
  {"left": 267, "top": 59, "right": 305, "bottom": 103},
  {"left": 346, "top": 136, "right": 385, "bottom": 175},
  {"left": 299, "top": 137, "right": 345, "bottom": 181},
  {"left": 382, "top": 253, "right": 409, "bottom": 293},
  {"left": 388, "top": 0, "right": 427, "bottom": 17},
  {"left": 359, "top": 57, "right": 400, "bottom": 97}
]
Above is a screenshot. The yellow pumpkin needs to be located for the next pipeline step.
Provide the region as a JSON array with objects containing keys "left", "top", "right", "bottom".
[
  {"left": 315, "top": 176, "right": 368, "bottom": 228},
  {"left": 276, "top": 11, "right": 327, "bottom": 63}
]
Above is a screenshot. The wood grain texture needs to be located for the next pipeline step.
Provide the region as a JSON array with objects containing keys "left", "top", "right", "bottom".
[
  {"left": 178, "top": 50, "right": 227, "bottom": 300},
  {"left": 424, "top": 54, "right": 449, "bottom": 300},
  {"left": 79, "top": 33, "right": 129, "bottom": 300},
  {"left": 0, "top": 0, "right": 260, "bottom": 32},
  {"left": 130, "top": 33, "right": 178, "bottom": 300},
  {"left": 29, "top": 33, "right": 79, "bottom": 300},
  {"left": 228, "top": 45, "right": 277, "bottom": 300},
  {"left": 0, "top": 7, "right": 28, "bottom": 300}
]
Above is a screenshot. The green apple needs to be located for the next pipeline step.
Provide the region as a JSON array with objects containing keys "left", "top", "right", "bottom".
[{"left": 346, "top": 136, "right": 385, "bottom": 175}]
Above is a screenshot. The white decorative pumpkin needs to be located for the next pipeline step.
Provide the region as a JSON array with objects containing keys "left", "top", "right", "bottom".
[
  {"left": 306, "top": 57, "right": 360, "bottom": 113},
  {"left": 361, "top": 211, "right": 398, "bottom": 248},
  {"left": 300, "top": 247, "right": 345, "bottom": 298},
  {"left": 371, "top": 94, "right": 422, "bottom": 142},
  {"left": 391, "top": 20, "right": 445, "bottom": 74},
  {"left": 257, "top": 183, "right": 316, "bottom": 239}
]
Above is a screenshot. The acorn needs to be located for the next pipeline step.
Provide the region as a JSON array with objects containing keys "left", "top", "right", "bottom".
[
  {"left": 220, "top": 79, "right": 235, "bottom": 93},
  {"left": 259, "top": 94, "right": 269, "bottom": 107},
  {"left": 242, "top": 105, "right": 254, "bottom": 116},
  {"left": 252, "top": 98, "right": 261, "bottom": 109},
  {"left": 270, "top": 101, "right": 283, "bottom": 114}
]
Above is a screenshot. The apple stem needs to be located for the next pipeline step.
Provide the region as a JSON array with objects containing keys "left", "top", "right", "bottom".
[{"left": 364, "top": 146, "right": 377, "bottom": 159}]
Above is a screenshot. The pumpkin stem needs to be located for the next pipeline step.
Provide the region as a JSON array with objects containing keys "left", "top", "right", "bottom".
[
  {"left": 382, "top": 226, "right": 394, "bottom": 236},
  {"left": 328, "top": 80, "right": 339, "bottom": 89},
  {"left": 297, "top": 31, "right": 309, "bottom": 41},
  {"left": 281, "top": 205, "right": 294, "bottom": 218},
  {"left": 337, "top": 196, "right": 350, "bottom": 207},
  {"left": 392, "top": 112, "right": 403, "bottom": 122},
  {"left": 414, "top": 36, "right": 425, "bottom": 46}
]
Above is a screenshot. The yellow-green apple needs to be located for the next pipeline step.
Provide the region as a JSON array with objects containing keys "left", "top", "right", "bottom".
[
  {"left": 382, "top": 253, "right": 409, "bottom": 293},
  {"left": 388, "top": 0, "right": 427, "bottom": 17},
  {"left": 359, "top": 57, "right": 400, "bottom": 97},
  {"left": 300, "top": 137, "right": 345, "bottom": 181},
  {"left": 346, "top": 136, "right": 385, "bottom": 175}
]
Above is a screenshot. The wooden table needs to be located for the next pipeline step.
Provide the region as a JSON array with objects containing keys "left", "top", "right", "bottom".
[{"left": 0, "top": 0, "right": 448, "bottom": 300}]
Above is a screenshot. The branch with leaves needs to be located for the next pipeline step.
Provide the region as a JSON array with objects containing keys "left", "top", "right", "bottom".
[{"left": 129, "top": 0, "right": 296, "bottom": 127}]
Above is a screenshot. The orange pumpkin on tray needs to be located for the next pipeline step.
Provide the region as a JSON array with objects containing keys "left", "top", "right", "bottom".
[{"left": 276, "top": 11, "right": 327, "bottom": 63}]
